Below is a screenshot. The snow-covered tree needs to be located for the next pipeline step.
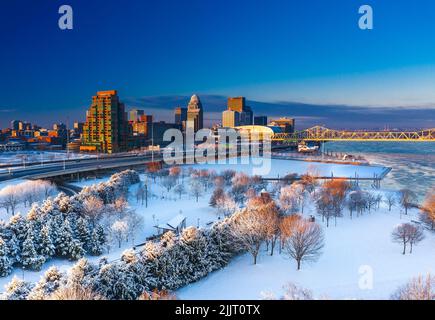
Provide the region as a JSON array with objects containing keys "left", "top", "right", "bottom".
[
  {"left": 189, "top": 179, "right": 204, "bottom": 203},
  {"left": 111, "top": 220, "right": 128, "bottom": 248},
  {"left": 173, "top": 184, "right": 186, "bottom": 199},
  {"left": 229, "top": 209, "right": 269, "bottom": 265},
  {"left": 0, "top": 236, "right": 12, "bottom": 277},
  {"left": 209, "top": 187, "right": 225, "bottom": 208},
  {"left": 39, "top": 224, "right": 56, "bottom": 258},
  {"left": 392, "top": 274, "right": 435, "bottom": 300},
  {"left": 21, "top": 235, "right": 46, "bottom": 271},
  {"left": 2, "top": 276, "right": 33, "bottom": 300},
  {"left": 82, "top": 196, "right": 104, "bottom": 226},
  {"left": 215, "top": 194, "right": 237, "bottom": 218},
  {"left": 27, "top": 267, "right": 66, "bottom": 300},
  {"left": 279, "top": 185, "right": 300, "bottom": 215},
  {"left": 88, "top": 226, "right": 106, "bottom": 256},
  {"left": 0, "top": 184, "right": 22, "bottom": 215},
  {"left": 282, "top": 219, "right": 324, "bottom": 270}
]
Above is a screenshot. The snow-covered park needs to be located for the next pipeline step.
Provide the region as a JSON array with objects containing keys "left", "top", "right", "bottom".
[
  {"left": 177, "top": 202, "right": 434, "bottom": 300},
  {"left": 0, "top": 156, "right": 432, "bottom": 300}
]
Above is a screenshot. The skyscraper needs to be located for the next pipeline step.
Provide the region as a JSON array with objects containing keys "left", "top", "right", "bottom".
[
  {"left": 174, "top": 107, "right": 187, "bottom": 129},
  {"left": 222, "top": 97, "right": 253, "bottom": 127},
  {"left": 222, "top": 110, "right": 240, "bottom": 128},
  {"left": 81, "top": 90, "right": 128, "bottom": 153},
  {"left": 129, "top": 109, "right": 145, "bottom": 122},
  {"left": 254, "top": 116, "right": 268, "bottom": 126},
  {"left": 227, "top": 97, "right": 246, "bottom": 112},
  {"left": 186, "top": 95, "right": 203, "bottom": 132}
]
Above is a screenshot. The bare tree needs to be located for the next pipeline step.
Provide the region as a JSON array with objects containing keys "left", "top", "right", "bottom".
[
  {"left": 135, "top": 182, "right": 146, "bottom": 205},
  {"left": 173, "top": 184, "right": 186, "bottom": 199},
  {"left": 189, "top": 179, "right": 204, "bottom": 202},
  {"left": 126, "top": 210, "right": 144, "bottom": 245},
  {"left": 111, "top": 220, "right": 128, "bottom": 248},
  {"left": 0, "top": 185, "right": 22, "bottom": 215},
  {"left": 279, "top": 215, "right": 302, "bottom": 254},
  {"left": 385, "top": 193, "right": 397, "bottom": 212},
  {"left": 161, "top": 175, "right": 177, "bottom": 192},
  {"left": 391, "top": 274, "right": 435, "bottom": 300},
  {"left": 392, "top": 223, "right": 424, "bottom": 255},
  {"left": 282, "top": 219, "right": 324, "bottom": 270},
  {"left": 399, "top": 189, "right": 417, "bottom": 215}
]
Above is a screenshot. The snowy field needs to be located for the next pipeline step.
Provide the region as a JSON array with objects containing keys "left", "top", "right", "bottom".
[
  {"left": 190, "top": 157, "right": 388, "bottom": 179},
  {"left": 0, "top": 156, "right": 429, "bottom": 300},
  {"left": 177, "top": 204, "right": 434, "bottom": 300}
]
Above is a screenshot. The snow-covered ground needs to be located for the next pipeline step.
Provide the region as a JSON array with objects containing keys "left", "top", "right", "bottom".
[
  {"left": 0, "top": 156, "right": 429, "bottom": 300},
  {"left": 177, "top": 204, "right": 434, "bottom": 300},
  {"left": 0, "top": 172, "right": 220, "bottom": 289}
]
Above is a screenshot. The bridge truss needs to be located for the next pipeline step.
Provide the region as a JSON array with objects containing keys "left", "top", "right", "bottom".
[{"left": 272, "top": 126, "right": 435, "bottom": 142}]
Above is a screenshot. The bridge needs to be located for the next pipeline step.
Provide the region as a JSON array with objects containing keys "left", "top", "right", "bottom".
[{"left": 272, "top": 126, "right": 435, "bottom": 142}]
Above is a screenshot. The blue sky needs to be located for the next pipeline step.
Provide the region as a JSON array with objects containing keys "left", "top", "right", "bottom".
[{"left": 1, "top": 0, "right": 435, "bottom": 127}]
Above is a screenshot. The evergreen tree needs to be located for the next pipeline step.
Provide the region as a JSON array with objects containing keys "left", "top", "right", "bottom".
[
  {"left": 39, "top": 225, "right": 55, "bottom": 258},
  {"left": 2, "top": 276, "right": 33, "bottom": 300},
  {"left": 27, "top": 267, "right": 66, "bottom": 300},
  {"left": 88, "top": 227, "right": 105, "bottom": 256},
  {"left": 21, "top": 235, "right": 45, "bottom": 271},
  {"left": 0, "top": 236, "right": 12, "bottom": 277},
  {"left": 76, "top": 217, "right": 91, "bottom": 251}
]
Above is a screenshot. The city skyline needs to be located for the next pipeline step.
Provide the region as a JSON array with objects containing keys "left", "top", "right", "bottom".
[{"left": 1, "top": 1, "right": 435, "bottom": 129}]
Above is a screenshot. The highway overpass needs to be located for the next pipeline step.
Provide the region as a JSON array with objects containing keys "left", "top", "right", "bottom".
[{"left": 0, "top": 154, "right": 162, "bottom": 182}]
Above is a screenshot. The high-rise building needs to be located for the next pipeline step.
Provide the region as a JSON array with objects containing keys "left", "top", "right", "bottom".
[
  {"left": 254, "top": 116, "right": 268, "bottom": 126},
  {"left": 132, "top": 115, "right": 153, "bottom": 137},
  {"left": 186, "top": 95, "right": 203, "bottom": 132},
  {"left": 10, "top": 120, "right": 20, "bottom": 131},
  {"left": 239, "top": 106, "right": 253, "bottom": 126},
  {"left": 227, "top": 97, "right": 246, "bottom": 112},
  {"left": 174, "top": 107, "right": 187, "bottom": 128},
  {"left": 73, "top": 121, "right": 84, "bottom": 134},
  {"left": 222, "top": 97, "right": 253, "bottom": 127},
  {"left": 81, "top": 90, "right": 128, "bottom": 153},
  {"left": 222, "top": 110, "right": 240, "bottom": 128},
  {"left": 129, "top": 109, "right": 145, "bottom": 122},
  {"left": 269, "top": 117, "right": 295, "bottom": 133}
]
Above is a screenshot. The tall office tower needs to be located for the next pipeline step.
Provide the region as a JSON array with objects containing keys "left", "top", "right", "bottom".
[
  {"left": 222, "top": 110, "right": 240, "bottom": 128},
  {"left": 186, "top": 94, "right": 203, "bottom": 132},
  {"left": 227, "top": 97, "right": 246, "bottom": 112},
  {"left": 227, "top": 97, "right": 253, "bottom": 126},
  {"left": 174, "top": 107, "right": 187, "bottom": 127},
  {"left": 129, "top": 109, "right": 145, "bottom": 122},
  {"left": 254, "top": 116, "right": 268, "bottom": 126},
  {"left": 81, "top": 90, "right": 128, "bottom": 153},
  {"left": 10, "top": 120, "right": 21, "bottom": 131},
  {"left": 269, "top": 117, "right": 295, "bottom": 133}
]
